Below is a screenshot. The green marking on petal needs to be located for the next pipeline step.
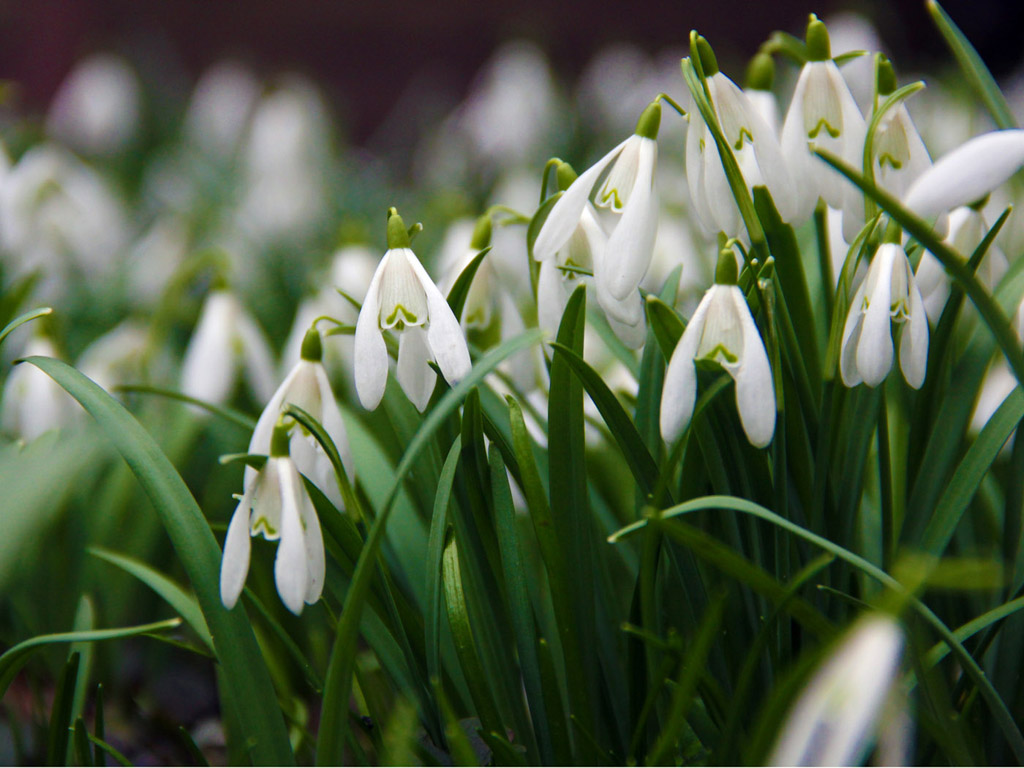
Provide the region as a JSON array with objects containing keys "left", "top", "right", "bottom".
[
  {"left": 701, "top": 343, "right": 739, "bottom": 365},
  {"left": 252, "top": 517, "right": 277, "bottom": 538},
  {"left": 878, "top": 153, "right": 903, "bottom": 170},
  {"left": 384, "top": 304, "right": 419, "bottom": 328},
  {"left": 808, "top": 118, "right": 841, "bottom": 139},
  {"left": 733, "top": 126, "right": 754, "bottom": 151}
]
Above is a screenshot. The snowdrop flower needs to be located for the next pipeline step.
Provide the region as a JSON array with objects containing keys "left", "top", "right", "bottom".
[
  {"left": 533, "top": 101, "right": 660, "bottom": 305},
  {"left": 871, "top": 58, "right": 932, "bottom": 201},
  {"left": 3, "top": 336, "right": 77, "bottom": 441},
  {"left": 47, "top": 54, "right": 140, "bottom": 156},
  {"left": 781, "top": 15, "right": 866, "bottom": 237},
  {"left": 77, "top": 321, "right": 151, "bottom": 397},
  {"left": 904, "top": 129, "right": 1024, "bottom": 220},
  {"left": 915, "top": 205, "right": 1008, "bottom": 323},
  {"left": 768, "top": 613, "right": 905, "bottom": 766},
  {"left": 180, "top": 289, "right": 277, "bottom": 407},
  {"left": 660, "top": 252, "right": 775, "bottom": 448},
  {"left": 536, "top": 162, "right": 646, "bottom": 347},
  {"left": 354, "top": 209, "right": 471, "bottom": 412},
  {"left": 220, "top": 421, "right": 325, "bottom": 615},
  {"left": 247, "top": 328, "right": 353, "bottom": 510},
  {"left": 743, "top": 52, "right": 780, "bottom": 137},
  {"left": 686, "top": 38, "right": 795, "bottom": 237},
  {"left": 439, "top": 215, "right": 502, "bottom": 333},
  {"left": 840, "top": 243, "right": 928, "bottom": 388}
]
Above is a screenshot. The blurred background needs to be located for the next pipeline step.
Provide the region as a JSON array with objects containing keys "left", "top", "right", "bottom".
[{"left": 2, "top": 0, "right": 1022, "bottom": 145}]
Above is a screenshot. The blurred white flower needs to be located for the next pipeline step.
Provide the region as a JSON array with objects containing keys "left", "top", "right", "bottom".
[
  {"left": 781, "top": 15, "right": 866, "bottom": 238},
  {"left": 47, "top": 54, "right": 140, "bottom": 155},
  {"left": 180, "top": 290, "right": 277, "bottom": 407},
  {"left": 184, "top": 61, "right": 261, "bottom": 159},
  {"left": 825, "top": 11, "right": 885, "bottom": 111},
  {"left": 354, "top": 210, "right": 471, "bottom": 412},
  {"left": 661, "top": 257, "right": 775, "bottom": 448},
  {"left": 904, "top": 129, "right": 1024, "bottom": 220},
  {"left": 0, "top": 144, "right": 128, "bottom": 296},
  {"left": 769, "top": 614, "right": 905, "bottom": 766},
  {"left": 871, "top": 66, "right": 932, "bottom": 201},
  {"left": 247, "top": 328, "right": 353, "bottom": 510},
  {"left": 2, "top": 337, "right": 77, "bottom": 440},
  {"left": 459, "top": 41, "right": 556, "bottom": 170},
  {"left": 840, "top": 243, "right": 928, "bottom": 388},
  {"left": 220, "top": 422, "right": 324, "bottom": 615},
  {"left": 915, "top": 206, "right": 1008, "bottom": 323},
  {"left": 77, "top": 321, "right": 150, "bottom": 396}
]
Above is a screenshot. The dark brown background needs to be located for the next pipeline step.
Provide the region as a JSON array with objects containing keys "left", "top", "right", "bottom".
[{"left": 1, "top": 0, "right": 1021, "bottom": 142}]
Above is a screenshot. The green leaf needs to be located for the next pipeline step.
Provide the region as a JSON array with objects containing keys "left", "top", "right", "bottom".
[
  {"left": 114, "top": 384, "right": 256, "bottom": 430},
  {"left": 610, "top": 495, "right": 1024, "bottom": 762},
  {"left": 489, "top": 445, "right": 549, "bottom": 763},
  {"left": 549, "top": 341, "right": 660, "bottom": 498},
  {"left": 0, "top": 618, "right": 182, "bottom": 696},
  {"left": 73, "top": 718, "right": 93, "bottom": 767},
  {"left": 89, "top": 547, "right": 214, "bottom": 652},
  {"left": 47, "top": 652, "right": 79, "bottom": 766},
  {"left": 316, "top": 329, "right": 544, "bottom": 766},
  {"left": 920, "top": 388, "right": 1024, "bottom": 555},
  {"left": 447, "top": 247, "right": 491, "bottom": 320},
  {"left": 645, "top": 295, "right": 685, "bottom": 361},
  {"left": 0, "top": 306, "right": 51, "bottom": 348},
  {"left": 22, "top": 356, "right": 294, "bottom": 766},
  {"left": 920, "top": 595, "right": 1024, "bottom": 671},
  {"left": 426, "top": 439, "right": 462, "bottom": 688},
  {"left": 927, "top": 0, "right": 1017, "bottom": 129},
  {"left": 442, "top": 531, "right": 504, "bottom": 736}
]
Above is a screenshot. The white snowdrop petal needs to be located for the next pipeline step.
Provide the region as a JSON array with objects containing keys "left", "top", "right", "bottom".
[
  {"left": 900, "top": 280, "right": 929, "bottom": 389},
  {"left": 273, "top": 460, "right": 310, "bottom": 615},
  {"left": 533, "top": 137, "right": 628, "bottom": 261},
  {"left": 407, "top": 253, "right": 472, "bottom": 386},
  {"left": 605, "top": 137, "right": 658, "bottom": 300},
  {"left": 354, "top": 255, "right": 390, "bottom": 410},
  {"left": 856, "top": 248, "right": 898, "bottom": 387},
  {"left": 219, "top": 498, "right": 253, "bottom": 609},
  {"left": 314, "top": 364, "right": 354, "bottom": 480},
  {"left": 733, "top": 289, "right": 775, "bottom": 448},
  {"left": 660, "top": 294, "right": 712, "bottom": 443},
  {"left": 905, "top": 129, "right": 1024, "bottom": 219},
  {"left": 396, "top": 326, "right": 435, "bottom": 413}
]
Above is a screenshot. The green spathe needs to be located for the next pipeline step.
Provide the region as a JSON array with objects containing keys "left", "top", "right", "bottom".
[
  {"left": 300, "top": 327, "right": 322, "bottom": 362},
  {"left": 806, "top": 14, "right": 831, "bottom": 62},
  {"left": 635, "top": 101, "right": 661, "bottom": 140},
  {"left": 270, "top": 422, "right": 291, "bottom": 457},
  {"left": 715, "top": 249, "right": 739, "bottom": 285},
  {"left": 746, "top": 52, "right": 774, "bottom": 91},
  {"left": 386, "top": 207, "right": 411, "bottom": 249}
]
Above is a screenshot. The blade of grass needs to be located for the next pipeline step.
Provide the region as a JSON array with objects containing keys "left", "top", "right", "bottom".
[
  {"left": 927, "top": 0, "right": 1017, "bottom": 129},
  {"left": 0, "top": 306, "right": 51, "bottom": 347},
  {"left": 316, "top": 329, "right": 544, "bottom": 765},
  {"left": 47, "top": 652, "right": 79, "bottom": 767},
  {"left": 89, "top": 547, "right": 214, "bottom": 652},
  {"left": 22, "top": 356, "right": 294, "bottom": 766}
]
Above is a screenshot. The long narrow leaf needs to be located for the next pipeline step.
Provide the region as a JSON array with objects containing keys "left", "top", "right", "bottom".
[{"left": 22, "top": 357, "right": 294, "bottom": 766}]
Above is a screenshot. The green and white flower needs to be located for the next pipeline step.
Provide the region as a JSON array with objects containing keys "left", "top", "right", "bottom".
[
  {"left": 220, "top": 421, "right": 325, "bottom": 615},
  {"left": 354, "top": 208, "right": 471, "bottom": 411}
]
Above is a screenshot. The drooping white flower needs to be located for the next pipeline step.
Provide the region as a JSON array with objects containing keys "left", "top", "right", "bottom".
[
  {"left": 2, "top": 336, "right": 78, "bottom": 441},
  {"left": 686, "top": 38, "right": 795, "bottom": 238},
  {"left": 220, "top": 421, "right": 325, "bottom": 615},
  {"left": 840, "top": 243, "right": 928, "bottom": 388},
  {"left": 46, "top": 54, "right": 140, "bottom": 156},
  {"left": 180, "top": 289, "right": 277, "bottom": 407},
  {"left": 660, "top": 254, "right": 775, "bottom": 448},
  {"left": 780, "top": 15, "right": 867, "bottom": 236},
  {"left": 768, "top": 614, "right": 905, "bottom": 766},
  {"left": 743, "top": 51, "right": 781, "bottom": 137},
  {"left": 354, "top": 209, "right": 471, "bottom": 412},
  {"left": 184, "top": 60, "right": 260, "bottom": 160},
  {"left": 77, "top": 321, "right": 151, "bottom": 397},
  {"left": 533, "top": 102, "right": 660, "bottom": 304},
  {"left": 904, "top": 129, "right": 1024, "bottom": 220},
  {"left": 871, "top": 59, "right": 932, "bottom": 201},
  {"left": 247, "top": 328, "right": 353, "bottom": 510},
  {"left": 914, "top": 205, "right": 1008, "bottom": 323}
]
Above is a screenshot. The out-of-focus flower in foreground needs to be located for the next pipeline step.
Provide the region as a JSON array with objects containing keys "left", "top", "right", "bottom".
[{"left": 768, "top": 613, "right": 906, "bottom": 766}]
